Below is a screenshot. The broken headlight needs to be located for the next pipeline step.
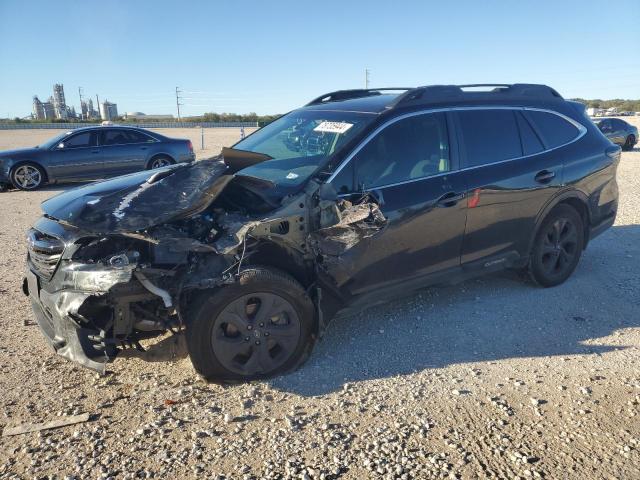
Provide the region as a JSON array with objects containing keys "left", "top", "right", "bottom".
[
  {"left": 55, "top": 262, "right": 137, "bottom": 292},
  {"left": 72, "top": 236, "right": 149, "bottom": 265}
]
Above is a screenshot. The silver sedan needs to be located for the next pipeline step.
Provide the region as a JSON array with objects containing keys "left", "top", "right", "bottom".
[{"left": 0, "top": 126, "right": 196, "bottom": 190}]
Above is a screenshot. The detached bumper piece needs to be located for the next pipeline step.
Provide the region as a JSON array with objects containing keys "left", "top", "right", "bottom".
[{"left": 26, "top": 276, "right": 113, "bottom": 373}]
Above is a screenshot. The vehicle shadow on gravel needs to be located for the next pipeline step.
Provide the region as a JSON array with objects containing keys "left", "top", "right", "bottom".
[{"left": 270, "top": 224, "right": 640, "bottom": 397}]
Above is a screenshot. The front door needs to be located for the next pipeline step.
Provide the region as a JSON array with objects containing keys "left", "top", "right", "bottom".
[
  {"left": 326, "top": 111, "right": 468, "bottom": 296},
  {"left": 47, "top": 130, "right": 102, "bottom": 180}
]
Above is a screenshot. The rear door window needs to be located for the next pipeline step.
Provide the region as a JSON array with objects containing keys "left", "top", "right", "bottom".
[
  {"left": 457, "top": 109, "right": 522, "bottom": 167},
  {"left": 100, "top": 129, "right": 151, "bottom": 146},
  {"left": 523, "top": 110, "right": 580, "bottom": 148},
  {"left": 123, "top": 130, "right": 155, "bottom": 143},
  {"left": 100, "top": 129, "right": 128, "bottom": 146},
  {"left": 611, "top": 119, "right": 627, "bottom": 131}
]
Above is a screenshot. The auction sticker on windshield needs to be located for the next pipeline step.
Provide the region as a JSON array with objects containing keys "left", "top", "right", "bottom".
[{"left": 313, "top": 121, "right": 354, "bottom": 134}]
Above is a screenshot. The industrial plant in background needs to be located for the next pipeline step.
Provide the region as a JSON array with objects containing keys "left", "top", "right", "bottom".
[
  {"left": 98, "top": 100, "right": 118, "bottom": 121},
  {"left": 31, "top": 83, "right": 117, "bottom": 121}
]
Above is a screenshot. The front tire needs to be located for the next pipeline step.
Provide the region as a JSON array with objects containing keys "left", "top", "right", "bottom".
[
  {"left": 10, "top": 163, "right": 45, "bottom": 190},
  {"left": 529, "top": 205, "right": 584, "bottom": 287},
  {"left": 185, "top": 267, "right": 316, "bottom": 382}
]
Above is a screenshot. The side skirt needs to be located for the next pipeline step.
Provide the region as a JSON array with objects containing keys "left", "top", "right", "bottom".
[{"left": 334, "top": 250, "right": 522, "bottom": 318}]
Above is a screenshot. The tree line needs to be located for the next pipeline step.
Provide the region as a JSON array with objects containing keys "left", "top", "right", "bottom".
[
  {"left": 570, "top": 99, "right": 640, "bottom": 112},
  {"left": 1, "top": 112, "right": 282, "bottom": 125},
  {"left": 5, "top": 100, "right": 640, "bottom": 125}
]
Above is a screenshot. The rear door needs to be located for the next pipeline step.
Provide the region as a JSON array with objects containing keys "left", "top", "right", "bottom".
[
  {"left": 326, "top": 111, "right": 468, "bottom": 295},
  {"left": 455, "top": 107, "right": 581, "bottom": 267},
  {"left": 99, "top": 129, "right": 152, "bottom": 175},
  {"left": 47, "top": 130, "right": 102, "bottom": 180}
]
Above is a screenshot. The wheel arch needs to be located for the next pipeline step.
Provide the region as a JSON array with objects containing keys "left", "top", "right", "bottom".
[
  {"left": 246, "top": 240, "right": 316, "bottom": 289},
  {"left": 529, "top": 190, "right": 591, "bottom": 255}
]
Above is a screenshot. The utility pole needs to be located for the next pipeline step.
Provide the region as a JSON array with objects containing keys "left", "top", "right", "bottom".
[
  {"left": 78, "top": 87, "right": 83, "bottom": 119},
  {"left": 364, "top": 68, "right": 371, "bottom": 89},
  {"left": 175, "top": 86, "right": 182, "bottom": 122}
]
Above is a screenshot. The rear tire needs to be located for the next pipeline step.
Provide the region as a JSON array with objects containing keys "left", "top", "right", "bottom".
[
  {"left": 148, "top": 155, "right": 175, "bottom": 169},
  {"left": 185, "top": 266, "right": 316, "bottom": 382},
  {"left": 623, "top": 135, "right": 635, "bottom": 151},
  {"left": 10, "top": 163, "right": 46, "bottom": 190},
  {"left": 528, "top": 205, "right": 584, "bottom": 287}
]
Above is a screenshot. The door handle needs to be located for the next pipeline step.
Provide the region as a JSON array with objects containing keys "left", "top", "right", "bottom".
[
  {"left": 534, "top": 170, "right": 555, "bottom": 184},
  {"left": 140, "top": 146, "right": 148, "bottom": 150},
  {"left": 90, "top": 149, "right": 100, "bottom": 154},
  {"left": 436, "top": 191, "right": 465, "bottom": 207}
]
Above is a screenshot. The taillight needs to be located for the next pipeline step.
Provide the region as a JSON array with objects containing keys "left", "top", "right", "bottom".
[{"left": 187, "top": 140, "right": 193, "bottom": 152}]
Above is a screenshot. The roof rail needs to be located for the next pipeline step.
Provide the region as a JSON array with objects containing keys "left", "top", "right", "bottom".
[
  {"left": 389, "top": 83, "right": 563, "bottom": 108},
  {"left": 306, "top": 88, "right": 412, "bottom": 106}
]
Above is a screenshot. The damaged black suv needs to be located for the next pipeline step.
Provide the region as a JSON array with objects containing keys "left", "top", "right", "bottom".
[{"left": 24, "top": 84, "right": 620, "bottom": 381}]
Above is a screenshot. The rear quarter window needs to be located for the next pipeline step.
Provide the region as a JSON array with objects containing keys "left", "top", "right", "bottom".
[
  {"left": 523, "top": 110, "right": 580, "bottom": 149},
  {"left": 515, "top": 111, "right": 544, "bottom": 156}
]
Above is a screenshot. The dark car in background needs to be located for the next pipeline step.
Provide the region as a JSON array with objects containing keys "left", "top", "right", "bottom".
[
  {"left": 24, "top": 84, "right": 620, "bottom": 381},
  {"left": 594, "top": 117, "right": 638, "bottom": 150},
  {"left": 0, "top": 125, "right": 195, "bottom": 190}
]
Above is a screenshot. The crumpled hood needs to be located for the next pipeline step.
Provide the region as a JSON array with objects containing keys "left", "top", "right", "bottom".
[{"left": 42, "top": 160, "right": 233, "bottom": 234}]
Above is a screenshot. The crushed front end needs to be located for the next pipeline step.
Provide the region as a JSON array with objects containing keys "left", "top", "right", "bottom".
[
  {"left": 22, "top": 160, "right": 238, "bottom": 373},
  {"left": 25, "top": 217, "right": 187, "bottom": 372},
  {"left": 23, "top": 156, "right": 387, "bottom": 374}
]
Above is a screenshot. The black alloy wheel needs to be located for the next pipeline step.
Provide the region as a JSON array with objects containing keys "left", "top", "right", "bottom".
[
  {"left": 529, "top": 205, "right": 584, "bottom": 287},
  {"left": 186, "top": 267, "right": 316, "bottom": 382},
  {"left": 211, "top": 293, "right": 302, "bottom": 376}
]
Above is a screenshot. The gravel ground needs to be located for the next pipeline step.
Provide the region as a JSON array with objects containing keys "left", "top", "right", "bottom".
[{"left": 0, "top": 125, "right": 639, "bottom": 479}]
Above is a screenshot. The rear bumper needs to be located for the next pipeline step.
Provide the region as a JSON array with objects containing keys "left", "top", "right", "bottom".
[{"left": 24, "top": 270, "right": 110, "bottom": 373}]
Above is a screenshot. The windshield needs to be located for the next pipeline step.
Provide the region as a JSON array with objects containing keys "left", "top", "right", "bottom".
[
  {"left": 38, "top": 131, "right": 74, "bottom": 149},
  {"left": 232, "top": 109, "right": 375, "bottom": 188}
]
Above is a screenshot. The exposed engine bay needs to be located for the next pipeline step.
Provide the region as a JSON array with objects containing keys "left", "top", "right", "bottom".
[{"left": 24, "top": 156, "right": 387, "bottom": 373}]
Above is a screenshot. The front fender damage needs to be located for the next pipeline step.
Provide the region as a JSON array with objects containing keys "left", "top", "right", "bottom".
[{"left": 28, "top": 176, "right": 387, "bottom": 373}]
